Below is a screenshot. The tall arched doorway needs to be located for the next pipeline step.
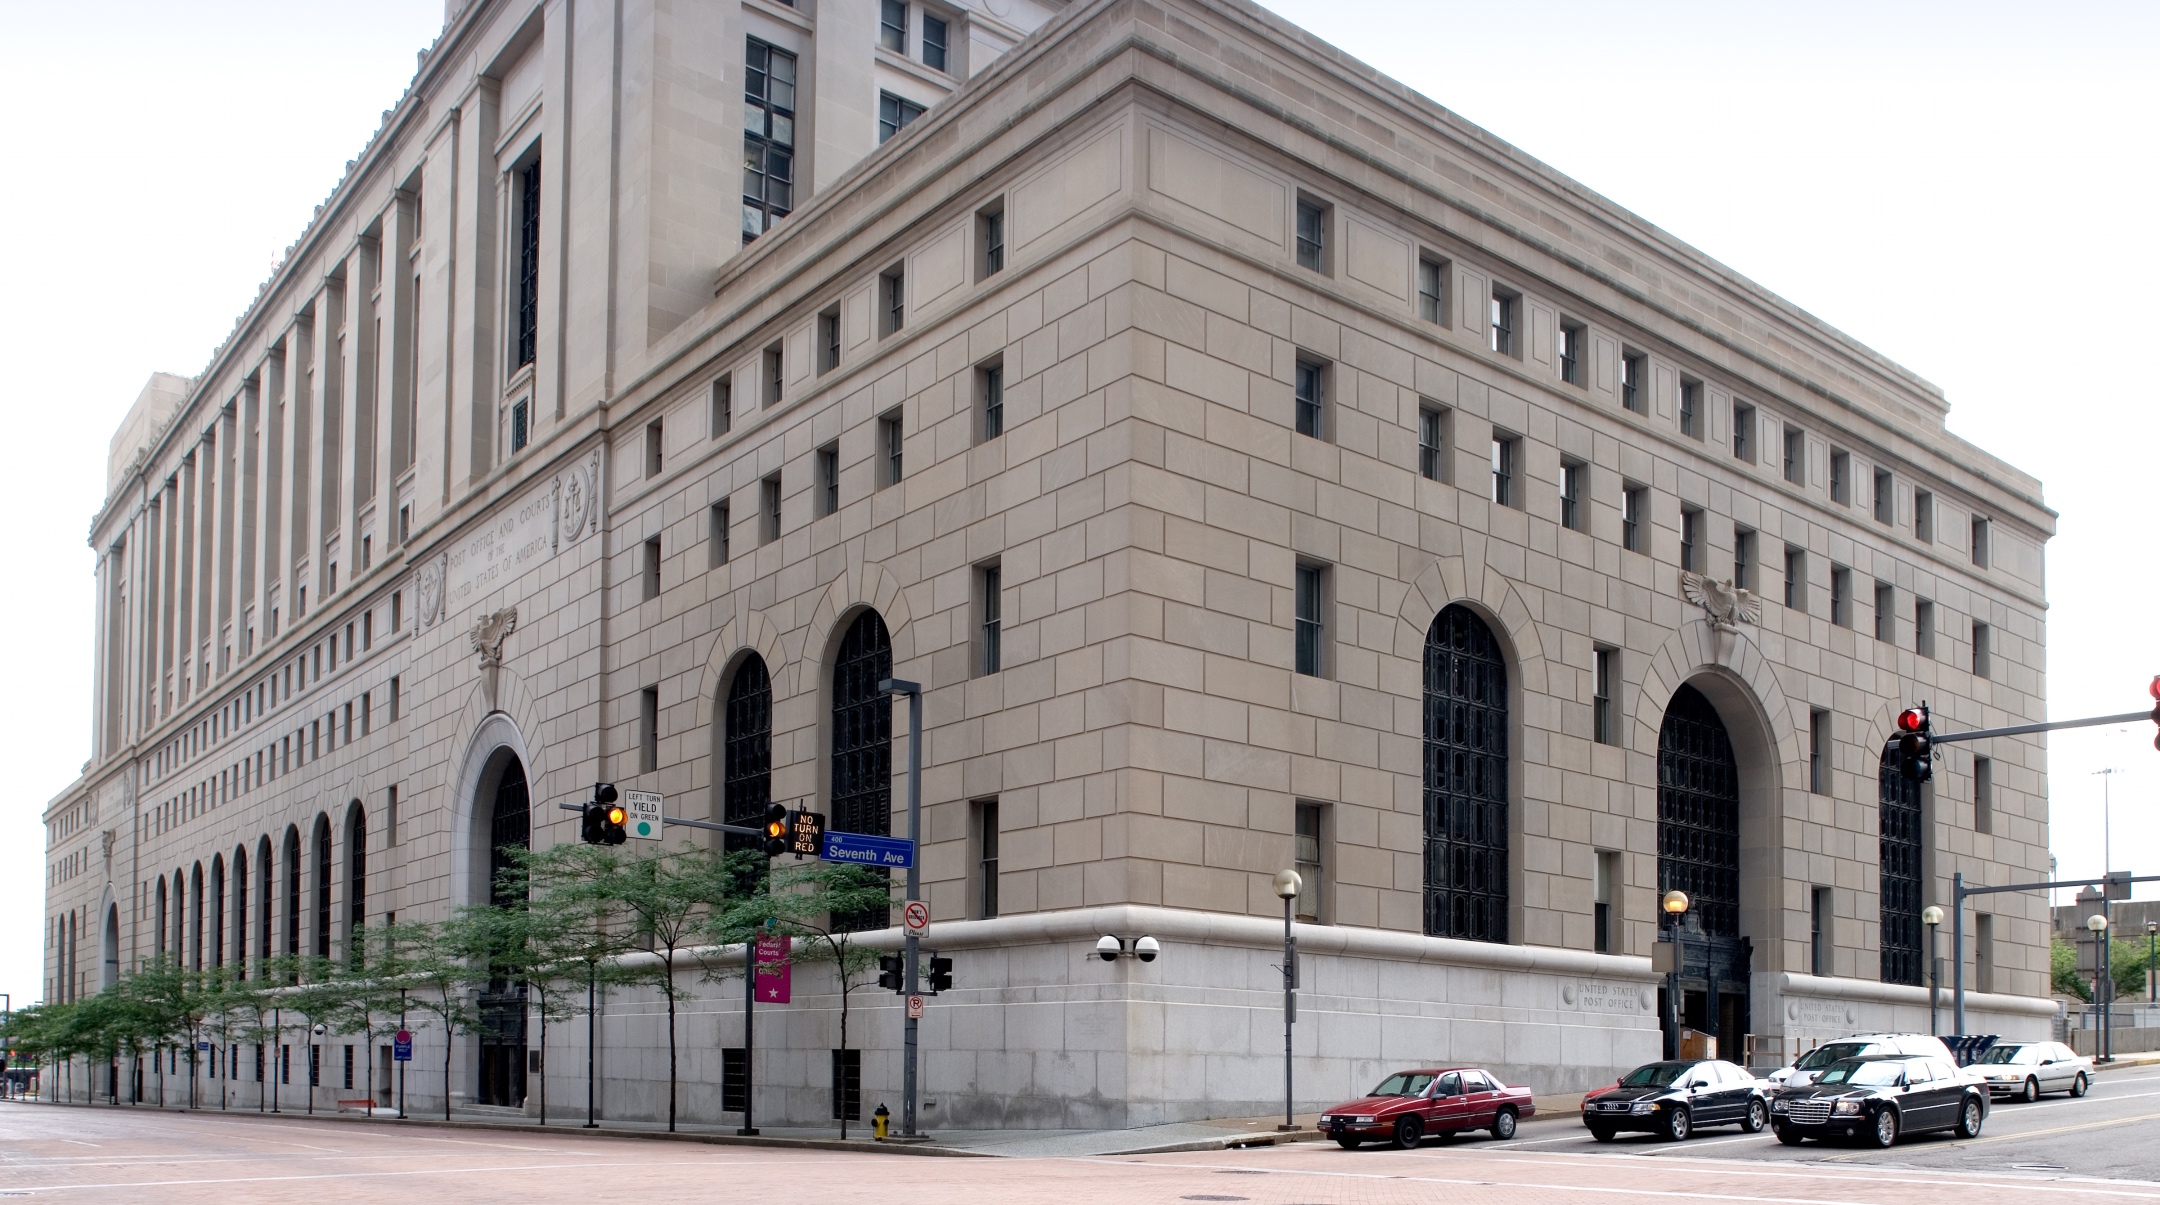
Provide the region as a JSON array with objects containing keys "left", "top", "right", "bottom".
[
  {"left": 1422, "top": 604, "right": 1510, "bottom": 943},
  {"left": 1658, "top": 683, "right": 1749, "bottom": 1061},
  {"left": 1879, "top": 751, "right": 1924, "bottom": 985},
  {"left": 722, "top": 655, "right": 773, "bottom": 855},
  {"left": 477, "top": 753, "right": 530, "bottom": 1108},
  {"left": 831, "top": 611, "right": 892, "bottom": 931}
]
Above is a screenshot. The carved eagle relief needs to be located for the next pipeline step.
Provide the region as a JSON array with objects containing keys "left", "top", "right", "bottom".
[{"left": 1681, "top": 571, "right": 1761, "bottom": 632}]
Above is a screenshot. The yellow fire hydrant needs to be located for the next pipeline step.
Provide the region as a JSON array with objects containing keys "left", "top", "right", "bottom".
[{"left": 873, "top": 1103, "right": 891, "bottom": 1140}]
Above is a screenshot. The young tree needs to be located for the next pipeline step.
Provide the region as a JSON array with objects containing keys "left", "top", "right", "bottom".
[
  {"left": 397, "top": 916, "right": 481, "bottom": 1122},
  {"left": 261, "top": 954, "right": 347, "bottom": 1115}
]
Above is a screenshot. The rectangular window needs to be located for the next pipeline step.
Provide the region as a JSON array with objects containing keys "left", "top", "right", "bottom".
[
  {"left": 1874, "top": 580, "right": 1895, "bottom": 643},
  {"left": 880, "top": 0, "right": 907, "bottom": 52},
  {"left": 389, "top": 676, "right": 400, "bottom": 722},
  {"left": 831, "top": 1049, "right": 862, "bottom": 1121},
  {"left": 1294, "top": 197, "right": 1328, "bottom": 272},
  {"left": 1829, "top": 448, "right": 1850, "bottom": 504},
  {"left": 362, "top": 611, "right": 373, "bottom": 651},
  {"left": 1811, "top": 886, "right": 1832, "bottom": 976},
  {"left": 710, "top": 501, "right": 731, "bottom": 568},
  {"left": 1784, "top": 545, "right": 1806, "bottom": 611},
  {"left": 977, "top": 200, "right": 1005, "bottom": 278},
  {"left": 711, "top": 376, "right": 732, "bottom": 438},
  {"left": 1294, "top": 357, "right": 1326, "bottom": 439},
  {"left": 1873, "top": 467, "right": 1893, "bottom": 523},
  {"left": 1809, "top": 708, "right": 1830, "bottom": 794},
  {"left": 1733, "top": 527, "right": 1755, "bottom": 591},
  {"left": 510, "top": 398, "right": 529, "bottom": 454},
  {"left": 762, "top": 342, "right": 783, "bottom": 405},
  {"left": 878, "top": 92, "right": 925, "bottom": 143},
  {"left": 1971, "top": 515, "right": 1990, "bottom": 568},
  {"left": 1416, "top": 255, "right": 1447, "bottom": 324},
  {"left": 976, "top": 561, "right": 1002, "bottom": 676},
  {"left": 1594, "top": 850, "right": 1621, "bottom": 954},
  {"left": 1593, "top": 647, "right": 1616, "bottom": 745},
  {"left": 1489, "top": 287, "right": 1517, "bottom": 356},
  {"left": 922, "top": 13, "right": 949, "bottom": 72},
  {"left": 1559, "top": 460, "right": 1585, "bottom": 531},
  {"left": 1731, "top": 401, "right": 1754, "bottom": 462},
  {"left": 1418, "top": 405, "right": 1447, "bottom": 482},
  {"left": 1782, "top": 424, "right": 1805, "bottom": 486},
  {"left": 741, "top": 40, "right": 797, "bottom": 242},
  {"left": 642, "top": 537, "right": 662, "bottom": 602},
  {"left": 760, "top": 474, "right": 782, "bottom": 544},
  {"left": 516, "top": 159, "right": 540, "bottom": 369},
  {"left": 1558, "top": 321, "right": 1584, "bottom": 386},
  {"left": 1490, "top": 435, "right": 1518, "bottom": 507},
  {"left": 1294, "top": 801, "right": 1325, "bottom": 923},
  {"left": 398, "top": 505, "right": 410, "bottom": 544},
  {"left": 310, "top": 1044, "right": 320, "bottom": 1087},
  {"left": 1975, "top": 913, "right": 1995, "bottom": 995},
  {"left": 1680, "top": 507, "right": 1701, "bottom": 572},
  {"left": 1914, "top": 490, "right": 1934, "bottom": 542},
  {"left": 645, "top": 419, "right": 663, "bottom": 479},
  {"left": 879, "top": 264, "right": 905, "bottom": 335},
  {"left": 638, "top": 686, "right": 659, "bottom": 774},
  {"left": 343, "top": 1044, "right": 354, "bottom": 1091},
  {"left": 1620, "top": 351, "right": 1645, "bottom": 413},
  {"left": 1916, "top": 598, "right": 1936, "bottom": 658},
  {"left": 979, "top": 360, "right": 1005, "bottom": 441},
  {"left": 974, "top": 798, "right": 1000, "bottom": 920},
  {"left": 1972, "top": 621, "right": 1991, "bottom": 678},
  {"left": 817, "top": 443, "right": 839, "bottom": 517},
  {"left": 1621, "top": 484, "right": 1646, "bottom": 553},
  {"left": 880, "top": 412, "right": 904, "bottom": 487},
  {"left": 1294, "top": 563, "right": 1328, "bottom": 678},
  {"left": 1830, "top": 565, "right": 1851, "bottom": 628},
  {"left": 722, "top": 1048, "right": 748, "bottom": 1115},
  {"left": 1678, "top": 379, "right": 1700, "bottom": 438},
  {"left": 817, "top": 307, "right": 840, "bottom": 374},
  {"left": 1974, "top": 756, "right": 1994, "bottom": 834}
]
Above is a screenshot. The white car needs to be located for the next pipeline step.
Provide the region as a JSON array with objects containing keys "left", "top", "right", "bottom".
[
  {"left": 1970, "top": 1041, "right": 2092, "bottom": 1101},
  {"left": 1769, "top": 1034, "right": 1959, "bottom": 1088}
]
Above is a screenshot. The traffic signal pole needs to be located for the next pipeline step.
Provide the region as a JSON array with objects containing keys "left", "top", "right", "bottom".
[{"left": 881, "top": 678, "right": 925, "bottom": 1140}]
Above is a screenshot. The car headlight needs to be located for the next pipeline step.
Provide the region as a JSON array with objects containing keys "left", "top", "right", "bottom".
[
  {"left": 1631, "top": 1101, "right": 1654, "bottom": 1115},
  {"left": 1352, "top": 1115, "right": 1375, "bottom": 1125},
  {"left": 1832, "top": 1101, "right": 1861, "bottom": 1116},
  {"left": 1771, "top": 1098, "right": 1789, "bottom": 1112}
]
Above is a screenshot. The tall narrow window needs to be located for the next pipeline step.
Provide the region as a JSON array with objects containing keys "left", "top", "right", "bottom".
[
  {"left": 979, "top": 361, "right": 1005, "bottom": 441},
  {"left": 638, "top": 686, "right": 659, "bottom": 774},
  {"left": 1914, "top": 490, "right": 1934, "bottom": 542},
  {"left": 1975, "top": 914, "right": 1995, "bottom": 994},
  {"left": 1809, "top": 708, "right": 1830, "bottom": 794},
  {"left": 645, "top": 419, "right": 663, "bottom": 478},
  {"left": 976, "top": 561, "right": 1002, "bottom": 676},
  {"left": 1916, "top": 598, "right": 1936, "bottom": 658},
  {"left": 817, "top": 307, "right": 840, "bottom": 374},
  {"left": 879, "top": 0, "right": 907, "bottom": 51},
  {"left": 1811, "top": 886, "right": 1832, "bottom": 976},
  {"left": 723, "top": 656, "right": 772, "bottom": 853},
  {"left": 1830, "top": 565, "right": 1851, "bottom": 627},
  {"left": 974, "top": 798, "right": 1000, "bottom": 919},
  {"left": 1559, "top": 460, "right": 1585, "bottom": 531},
  {"left": 1490, "top": 435, "right": 1517, "bottom": 507},
  {"left": 1621, "top": 485, "right": 1646, "bottom": 553},
  {"left": 742, "top": 41, "right": 797, "bottom": 242},
  {"left": 830, "top": 611, "right": 894, "bottom": 931},
  {"left": 1971, "top": 515, "right": 1990, "bottom": 568},
  {"left": 1593, "top": 646, "right": 1616, "bottom": 745},
  {"left": 1678, "top": 379, "right": 1700, "bottom": 438},
  {"left": 1731, "top": 401, "right": 1754, "bottom": 461},
  {"left": 1417, "top": 256, "right": 1447, "bottom": 324},
  {"left": 880, "top": 264, "right": 905, "bottom": 335},
  {"left": 880, "top": 412, "right": 904, "bottom": 487},
  {"left": 760, "top": 474, "right": 782, "bottom": 544},
  {"left": 1784, "top": 545, "right": 1806, "bottom": 611},
  {"left": 1594, "top": 850, "right": 1620, "bottom": 954},
  {"left": 1489, "top": 287, "right": 1517, "bottom": 356},
  {"left": 1679, "top": 507, "right": 1700, "bottom": 572},
  {"left": 1295, "top": 197, "right": 1328, "bottom": 272},
  {"left": 515, "top": 160, "right": 540, "bottom": 369},
  {"left": 1782, "top": 424, "right": 1805, "bottom": 486},
  {"left": 1874, "top": 580, "right": 1895, "bottom": 643},
  {"left": 1972, "top": 621, "right": 1991, "bottom": 679},
  {"left": 1294, "top": 563, "right": 1328, "bottom": 678},
  {"left": 642, "top": 537, "right": 662, "bottom": 602},
  {"left": 762, "top": 342, "right": 783, "bottom": 405},
  {"left": 1423, "top": 605, "right": 1509, "bottom": 943},
  {"left": 1418, "top": 405, "right": 1447, "bottom": 482},
  {"left": 1620, "top": 351, "right": 1644, "bottom": 413},
  {"left": 878, "top": 92, "right": 925, "bottom": 143},
  {"left": 1974, "top": 756, "right": 1994, "bottom": 834},
  {"left": 817, "top": 443, "right": 840, "bottom": 517},
  {"left": 1294, "top": 357, "right": 1326, "bottom": 439},
  {"left": 1733, "top": 527, "right": 1755, "bottom": 591},
  {"left": 1558, "top": 321, "right": 1584, "bottom": 385},
  {"left": 922, "top": 13, "right": 949, "bottom": 72},
  {"left": 1873, "top": 467, "right": 1894, "bottom": 523},
  {"left": 509, "top": 400, "right": 529, "bottom": 456},
  {"left": 711, "top": 376, "right": 732, "bottom": 438},
  {"left": 1293, "top": 802, "right": 1325, "bottom": 923},
  {"left": 977, "top": 200, "right": 1005, "bottom": 278},
  {"left": 1829, "top": 449, "right": 1851, "bottom": 505},
  {"left": 710, "top": 500, "right": 731, "bottom": 568}
]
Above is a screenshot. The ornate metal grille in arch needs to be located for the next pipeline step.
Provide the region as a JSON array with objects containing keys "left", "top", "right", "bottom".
[
  {"left": 1423, "top": 604, "right": 1509, "bottom": 943},
  {"left": 1879, "top": 754, "right": 1924, "bottom": 986},
  {"left": 723, "top": 656, "right": 772, "bottom": 855},
  {"left": 830, "top": 611, "right": 893, "bottom": 929},
  {"left": 1657, "top": 685, "right": 1740, "bottom": 939}
]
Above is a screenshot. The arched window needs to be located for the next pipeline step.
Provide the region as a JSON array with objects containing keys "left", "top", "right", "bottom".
[
  {"left": 171, "top": 871, "right": 186, "bottom": 963},
  {"left": 488, "top": 758, "right": 531, "bottom": 907},
  {"left": 154, "top": 877, "right": 168, "bottom": 960},
  {"left": 282, "top": 829, "right": 301, "bottom": 962},
  {"left": 312, "top": 816, "right": 332, "bottom": 960},
  {"left": 257, "top": 836, "right": 274, "bottom": 978},
  {"left": 190, "top": 864, "right": 205, "bottom": 970},
  {"left": 231, "top": 846, "right": 249, "bottom": 979},
  {"left": 831, "top": 610, "right": 892, "bottom": 930},
  {"left": 724, "top": 655, "right": 773, "bottom": 854},
  {"left": 1422, "top": 604, "right": 1510, "bottom": 943},
  {"left": 102, "top": 904, "right": 119, "bottom": 992},
  {"left": 1658, "top": 684, "right": 1741, "bottom": 938},
  {"left": 210, "top": 855, "right": 226, "bottom": 968},
  {"left": 479, "top": 754, "right": 531, "bottom": 1109},
  {"left": 346, "top": 805, "right": 367, "bottom": 966},
  {"left": 1879, "top": 750, "right": 1924, "bottom": 985}
]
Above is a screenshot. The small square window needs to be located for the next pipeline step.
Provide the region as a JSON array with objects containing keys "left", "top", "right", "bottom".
[
  {"left": 711, "top": 375, "right": 733, "bottom": 438},
  {"left": 711, "top": 500, "right": 731, "bottom": 568},
  {"left": 980, "top": 359, "right": 1005, "bottom": 442},
  {"left": 1417, "top": 256, "right": 1448, "bottom": 325},
  {"left": 1295, "top": 562, "right": 1329, "bottom": 677},
  {"left": 1294, "top": 356, "right": 1327, "bottom": 440},
  {"left": 1784, "top": 545, "right": 1806, "bottom": 611},
  {"left": 1829, "top": 448, "right": 1850, "bottom": 505},
  {"left": 1489, "top": 287, "right": 1518, "bottom": 357},
  {"left": 879, "top": 0, "right": 907, "bottom": 52},
  {"left": 817, "top": 443, "right": 840, "bottom": 517},
  {"left": 923, "top": 13, "right": 949, "bottom": 72},
  {"left": 1731, "top": 402, "right": 1755, "bottom": 461},
  {"left": 1830, "top": 565, "right": 1851, "bottom": 627},
  {"left": 977, "top": 199, "right": 1005, "bottom": 279},
  {"left": 1418, "top": 405, "right": 1447, "bottom": 482},
  {"left": 1490, "top": 434, "right": 1519, "bottom": 508},
  {"left": 760, "top": 474, "right": 782, "bottom": 544},
  {"left": 1971, "top": 515, "right": 1990, "bottom": 568},
  {"left": 878, "top": 92, "right": 925, "bottom": 143},
  {"left": 880, "top": 411, "right": 904, "bottom": 487},
  {"left": 1916, "top": 598, "right": 1937, "bottom": 658},
  {"left": 1621, "top": 485, "right": 1647, "bottom": 553},
  {"left": 1560, "top": 460, "right": 1586, "bottom": 531},
  {"left": 1295, "top": 197, "right": 1328, "bottom": 272},
  {"left": 1678, "top": 379, "right": 1700, "bottom": 438},
  {"left": 1680, "top": 506, "right": 1701, "bottom": 572},
  {"left": 1782, "top": 424, "right": 1805, "bottom": 486},
  {"left": 1915, "top": 490, "right": 1934, "bottom": 542},
  {"left": 1873, "top": 467, "right": 1893, "bottom": 523},
  {"left": 817, "top": 306, "right": 841, "bottom": 374},
  {"left": 1558, "top": 321, "right": 1585, "bottom": 386},
  {"left": 879, "top": 264, "right": 905, "bottom": 335},
  {"left": 1620, "top": 351, "right": 1645, "bottom": 414}
]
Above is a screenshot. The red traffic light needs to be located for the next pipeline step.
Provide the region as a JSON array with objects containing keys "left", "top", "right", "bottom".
[
  {"left": 2149, "top": 675, "right": 2160, "bottom": 702},
  {"left": 1897, "top": 706, "right": 1929, "bottom": 733}
]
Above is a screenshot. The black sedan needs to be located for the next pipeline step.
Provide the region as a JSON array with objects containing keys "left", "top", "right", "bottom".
[
  {"left": 1770, "top": 1054, "right": 1986, "bottom": 1148},
  {"left": 1582, "top": 1059, "right": 1770, "bottom": 1142}
]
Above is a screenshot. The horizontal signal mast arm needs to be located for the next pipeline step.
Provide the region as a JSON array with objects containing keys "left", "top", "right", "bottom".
[
  {"left": 553, "top": 800, "right": 766, "bottom": 838},
  {"left": 1927, "top": 709, "right": 2154, "bottom": 746}
]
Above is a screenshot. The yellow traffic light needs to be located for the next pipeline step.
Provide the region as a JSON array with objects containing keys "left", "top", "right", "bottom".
[{"left": 607, "top": 805, "right": 628, "bottom": 826}]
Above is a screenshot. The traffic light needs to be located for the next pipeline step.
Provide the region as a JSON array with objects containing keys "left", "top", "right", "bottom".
[
  {"left": 926, "top": 955, "right": 953, "bottom": 994},
  {"left": 762, "top": 803, "right": 790, "bottom": 857},
  {"left": 1896, "top": 705, "right": 1933, "bottom": 783},
  {"left": 581, "top": 782, "right": 627, "bottom": 845},
  {"left": 2149, "top": 675, "right": 2160, "bottom": 753},
  {"left": 877, "top": 954, "right": 905, "bottom": 993},
  {"left": 579, "top": 803, "right": 605, "bottom": 844}
]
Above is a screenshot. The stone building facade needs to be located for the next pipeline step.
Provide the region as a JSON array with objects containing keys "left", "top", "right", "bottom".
[{"left": 44, "top": 0, "right": 2056, "bottom": 1128}]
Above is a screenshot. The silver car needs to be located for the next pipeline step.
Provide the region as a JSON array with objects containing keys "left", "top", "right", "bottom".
[
  {"left": 1971, "top": 1041, "right": 2092, "bottom": 1101},
  {"left": 1769, "top": 1034, "right": 1958, "bottom": 1089}
]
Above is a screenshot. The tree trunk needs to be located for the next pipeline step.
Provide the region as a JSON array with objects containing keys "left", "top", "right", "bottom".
[
  {"left": 664, "top": 952, "right": 679, "bottom": 1133},
  {"left": 837, "top": 946, "right": 850, "bottom": 1141},
  {"left": 535, "top": 986, "right": 547, "bottom": 1126}
]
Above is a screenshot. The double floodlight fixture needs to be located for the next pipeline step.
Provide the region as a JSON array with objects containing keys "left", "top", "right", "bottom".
[{"left": 1095, "top": 934, "right": 1160, "bottom": 962}]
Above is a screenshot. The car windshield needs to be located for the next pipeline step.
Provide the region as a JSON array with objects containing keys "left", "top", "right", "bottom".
[
  {"left": 1369, "top": 1073, "right": 1435, "bottom": 1097},
  {"left": 1618, "top": 1063, "right": 1689, "bottom": 1088},
  {"left": 1816, "top": 1059, "right": 1905, "bottom": 1087},
  {"left": 1796, "top": 1042, "right": 1871, "bottom": 1070},
  {"left": 1975, "top": 1045, "right": 2034, "bottom": 1065}
]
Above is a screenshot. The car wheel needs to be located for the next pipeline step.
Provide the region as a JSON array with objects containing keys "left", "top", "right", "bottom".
[
  {"left": 1741, "top": 1099, "right": 1768, "bottom": 1134},
  {"left": 1661, "top": 1106, "right": 1692, "bottom": 1142},
  {"left": 1588, "top": 1122, "right": 1617, "bottom": 1143},
  {"left": 2071, "top": 1073, "right": 2090, "bottom": 1098},
  {"left": 1334, "top": 1137, "right": 1363, "bottom": 1150},
  {"left": 1490, "top": 1108, "right": 1518, "bottom": 1140},
  {"left": 1955, "top": 1097, "right": 1984, "bottom": 1139},
  {"left": 1774, "top": 1124, "right": 1806, "bottom": 1146},
  {"left": 1392, "top": 1115, "right": 1423, "bottom": 1150},
  {"left": 2021, "top": 1077, "right": 2039, "bottom": 1103},
  {"left": 1868, "top": 1108, "right": 1899, "bottom": 1149}
]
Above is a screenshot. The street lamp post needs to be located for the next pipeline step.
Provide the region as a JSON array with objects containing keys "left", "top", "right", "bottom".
[
  {"left": 1272, "top": 869, "right": 1302, "bottom": 1132},
  {"left": 1922, "top": 906, "right": 1944, "bottom": 1037},
  {"left": 1661, "top": 890, "right": 1690, "bottom": 1060},
  {"left": 878, "top": 677, "right": 925, "bottom": 1140},
  {"left": 2147, "top": 922, "right": 2156, "bottom": 1007},
  {"left": 2088, "top": 913, "right": 2112, "bottom": 1063}
]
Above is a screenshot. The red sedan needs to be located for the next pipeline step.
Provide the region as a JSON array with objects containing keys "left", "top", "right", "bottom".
[{"left": 1318, "top": 1067, "right": 1536, "bottom": 1149}]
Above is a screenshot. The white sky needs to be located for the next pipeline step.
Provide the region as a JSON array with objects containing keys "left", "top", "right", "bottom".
[{"left": 1, "top": 0, "right": 2153, "bottom": 1012}]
